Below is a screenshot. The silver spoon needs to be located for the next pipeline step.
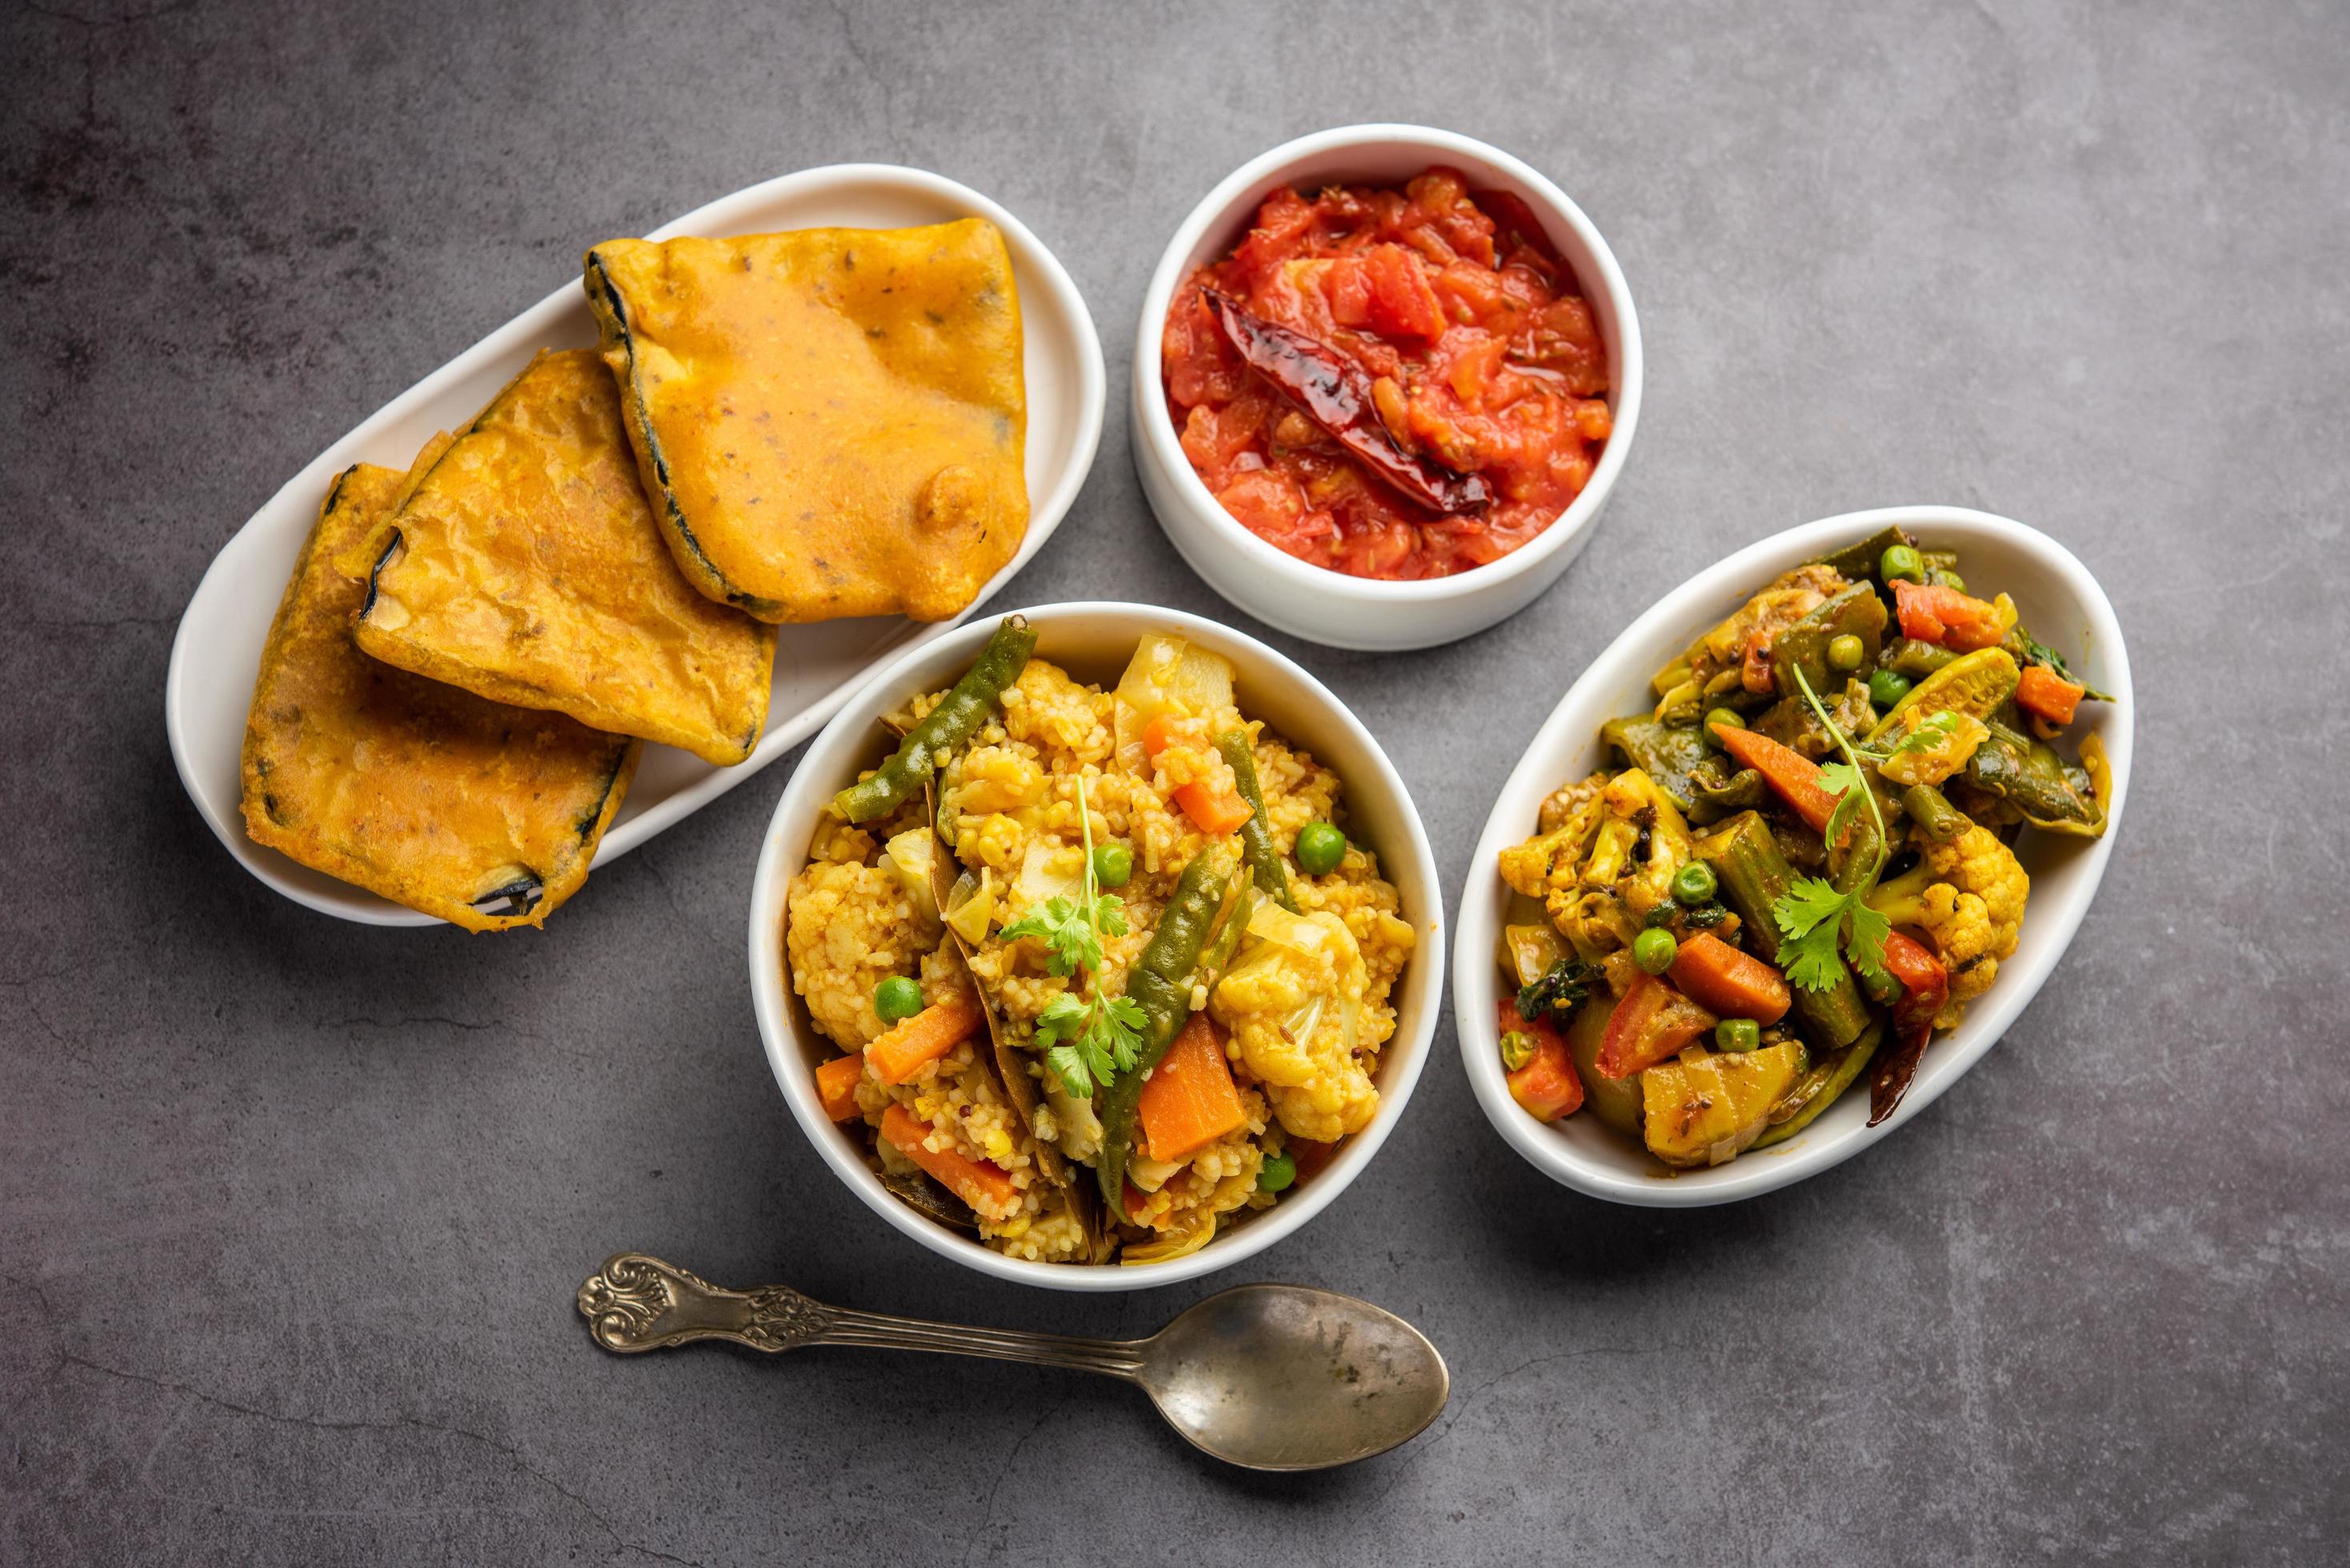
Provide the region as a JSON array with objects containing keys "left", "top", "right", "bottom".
[{"left": 578, "top": 1252, "right": 1448, "bottom": 1471}]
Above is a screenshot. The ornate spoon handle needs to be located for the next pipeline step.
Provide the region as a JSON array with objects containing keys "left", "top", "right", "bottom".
[{"left": 577, "top": 1253, "right": 1145, "bottom": 1380}]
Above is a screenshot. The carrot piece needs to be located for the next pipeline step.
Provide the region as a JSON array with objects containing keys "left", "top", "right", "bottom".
[
  {"left": 2014, "top": 664, "right": 2084, "bottom": 726},
  {"left": 1141, "top": 712, "right": 1255, "bottom": 834},
  {"left": 1138, "top": 1013, "right": 1249, "bottom": 1163},
  {"left": 1123, "top": 1180, "right": 1151, "bottom": 1222},
  {"left": 879, "top": 1102, "right": 1018, "bottom": 1213},
  {"left": 1500, "top": 1000, "right": 1583, "bottom": 1122},
  {"left": 1667, "top": 932, "right": 1792, "bottom": 1025},
  {"left": 1715, "top": 725, "right": 1843, "bottom": 834},
  {"left": 815, "top": 1054, "right": 867, "bottom": 1122},
  {"left": 1287, "top": 1138, "right": 1339, "bottom": 1183},
  {"left": 1880, "top": 927, "right": 1950, "bottom": 1034},
  {"left": 1892, "top": 580, "right": 2004, "bottom": 650},
  {"left": 1172, "top": 782, "right": 1255, "bottom": 836},
  {"left": 864, "top": 994, "right": 983, "bottom": 1086},
  {"left": 1595, "top": 972, "right": 1718, "bottom": 1080}
]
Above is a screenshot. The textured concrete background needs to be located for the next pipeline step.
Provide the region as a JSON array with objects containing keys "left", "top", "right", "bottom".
[{"left": 5, "top": 1, "right": 2345, "bottom": 1562}]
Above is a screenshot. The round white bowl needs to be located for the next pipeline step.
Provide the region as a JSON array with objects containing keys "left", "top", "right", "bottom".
[
  {"left": 1454, "top": 508, "right": 2133, "bottom": 1206},
  {"left": 749, "top": 602, "right": 1446, "bottom": 1289},
  {"left": 1131, "top": 124, "right": 1643, "bottom": 652}
]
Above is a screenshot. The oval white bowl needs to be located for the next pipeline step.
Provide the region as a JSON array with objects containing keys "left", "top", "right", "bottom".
[
  {"left": 1131, "top": 123, "right": 1643, "bottom": 651},
  {"left": 749, "top": 602, "right": 1445, "bottom": 1290},
  {"left": 1454, "top": 507, "right": 2132, "bottom": 1206},
  {"left": 166, "top": 164, "right": 1106, "bottom": 926}
]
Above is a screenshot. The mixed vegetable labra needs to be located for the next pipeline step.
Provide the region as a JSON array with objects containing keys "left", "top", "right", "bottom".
[{"left": 1495, "top": 529, "right": 2113, "bottom": 1168}]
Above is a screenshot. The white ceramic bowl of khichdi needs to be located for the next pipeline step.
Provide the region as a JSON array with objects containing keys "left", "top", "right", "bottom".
[{"left": 750, "top": 602, "right": 1444, "bottom": 1290}]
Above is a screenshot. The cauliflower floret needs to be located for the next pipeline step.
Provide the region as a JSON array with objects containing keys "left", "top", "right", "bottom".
[
  {"left": 785, "top": 862, "right": 937, "bottom": 1048},
  {"left": 1495, "top": 767, "right": 1692, "bottom": 962},
  {"left": 1209, "top": 910, "right": 1377, "bottom": 1142},
  {"left": 1866, "top": 825, "right": 2029, "bottom": 1026}
]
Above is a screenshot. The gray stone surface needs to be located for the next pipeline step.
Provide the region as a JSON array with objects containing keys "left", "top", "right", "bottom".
[{"left": 4, "top": 0, "right": 2344, "bottom": 1561}]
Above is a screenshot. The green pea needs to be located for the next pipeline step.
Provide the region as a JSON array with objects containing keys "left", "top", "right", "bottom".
[
  {"left": 1881, "top": 544, "right": 1926, "bottom": 585},
  {"left": 1295, "top": 822, "right": 1346, "bottom": 876},
  {"left": 1499, "top": 1030, "right": 1537, "bottom": 1071},
  {"left": 874, "top": 975, "right": 924, "bottom": 1023},
  {"left": 1257, "top": 1150, "right": 1297, "bottom": 1193},
  {"left": 1091, "top": 842, "right": 1132, "bottom": 890},
  {"left": 1868, "top": 669, "right": 1913, "bottom": 711},
  {"left": 1703, "top": 708, "right": 1746, "bottom": 748},
  {"left": 1938, "top": 570, "right": 1966, "bottom": 592},
  {"left": 1828, "top": 634, "right": 1865, "bottom": 673},
  {"left": 1671, "top": 862, "right": 1719, "bottom": 906},
  {"left": 1715, "top": 1018, "right": 1762, "bottom": 1053},
  {"left": 1633, "top": 927, "right": 1678, "bottom": 976}
]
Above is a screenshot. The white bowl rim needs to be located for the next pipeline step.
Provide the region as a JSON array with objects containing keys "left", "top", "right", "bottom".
[
  {"left": 747, "top": 600, "right": 1447, "bottom": 1289},
  {"left": 1131, "top": 122, "right": 1644, "bottom": 608},
  {"left": 1452, "top": 506, "right": 2133, "bottom": 1206},
  {"left": 162, "top": 160, "right": 1106, "bottom": 927}
]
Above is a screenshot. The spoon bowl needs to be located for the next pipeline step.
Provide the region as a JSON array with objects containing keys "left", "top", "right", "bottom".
[
  {"left": 579, "top": 1254, "right": 1449, "bottom": 1470},
  {"left": 1141, "top": 1283, "right": 1451, "bottom": 1470}
]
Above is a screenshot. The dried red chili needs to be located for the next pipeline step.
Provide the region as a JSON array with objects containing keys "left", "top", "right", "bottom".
[{"left": 1199, "top": 290, "right": 1491, "bottom": 517}]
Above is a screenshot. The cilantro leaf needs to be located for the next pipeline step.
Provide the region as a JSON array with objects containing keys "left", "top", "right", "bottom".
[
  {"left": 1819, "top": 762, "right": 1865, "bottom": 850},
  {"left": 1772, "top": 875, "right": 1850, "bottom": 942},
  {"left": 1887, "top": 711, "right": 1961, "bottom": 758},
  {"left": 1844, "top": 901, "right": 1892, "bottom": 984},
  {"left": 1016, "top": 775, "right": 1150, "bottom": 1100}
]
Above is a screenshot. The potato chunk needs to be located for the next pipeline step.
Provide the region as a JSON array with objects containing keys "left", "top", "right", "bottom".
[{"left": 1640, "top": 1043, "right": 1803, "bottom": 1167}]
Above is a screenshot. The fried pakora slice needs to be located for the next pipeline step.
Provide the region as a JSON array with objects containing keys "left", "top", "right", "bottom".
[
  {"left": 352, "top": 349, "right": 776, "bottom": 764},
  {"left": 584, "top": 218, "right": 1027, "bottom": 625},
  {"left": 242, "top": 462, "right": 640, "bottom": 931}
]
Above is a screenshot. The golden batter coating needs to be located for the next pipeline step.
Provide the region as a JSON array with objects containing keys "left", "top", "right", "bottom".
[
  {"left": 241, "top": 462, "right": 640, "bottom": 932},
  {"left": 352, "top": 349, "right": 776, "bottom": 765},
  {"left": 584, "top": 218, "right": 1027, "bottom": 625}
]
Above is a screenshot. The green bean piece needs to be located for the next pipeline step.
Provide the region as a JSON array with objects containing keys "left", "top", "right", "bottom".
[
  {"left": 1868, "top": 669, "right": 1913, "bottom": 711},
  {"left": 1095, "top": 848, "right": 1235, "bottom": 1205},
  {"left": 1256, "top": 1150, "right": 1297, "bottom": 1193},
  {"left": 1214, "top": 729, "right": 1296, "bottom": 912},
  {"left": 1811, "top": 525, "right": 1911, "bottom": 583},
  {"left": 1901, "top": 782, "right": 1972, "bottom": 842},
  {"left": 1694, "top": 811, "right": 1871, "bottom": 1050},
  {"left": 1881, "top": 638, "right": 1958, "bottom": 679},
  {"left": 1753, "top": 1021, "right": 1884, "bottom": 1148},
  {"left": 1295, "top": 822, "right": 1347, "bottom": 876},
  {"left": 835, "top": 616, "right": 1037, "bottom": 823}
]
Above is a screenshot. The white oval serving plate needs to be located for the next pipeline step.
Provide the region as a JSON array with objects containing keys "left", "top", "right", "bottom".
[
  {"left": 749, "top": 602, "right": 1446, "bottom": 1290},
  {"left": 1454, "top": 507, "right": 2132, "bottom": 1206},
  {"left": 166, "top": 164, "right": 1106, "bottom": 926}
]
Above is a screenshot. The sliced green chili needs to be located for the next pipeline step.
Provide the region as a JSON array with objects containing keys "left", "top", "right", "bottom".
[
  {"left": 835, "top": 616, "right": 1036, "bottom": 824},
  {"left": 1095, "top": 847, "right": 1235, "bottom": 1205}
]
